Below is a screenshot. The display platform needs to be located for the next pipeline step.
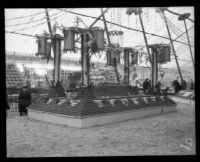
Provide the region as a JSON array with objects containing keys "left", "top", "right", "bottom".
[{"left": 28, "top": 85, "right": 177, "bottom": 128}]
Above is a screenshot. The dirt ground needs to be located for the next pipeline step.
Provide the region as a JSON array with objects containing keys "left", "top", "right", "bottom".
[{"left": 6, "top": 102, "right": 195, "bottom": 157}]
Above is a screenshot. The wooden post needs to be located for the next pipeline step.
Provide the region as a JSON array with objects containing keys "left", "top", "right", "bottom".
[
  {"left": 151, "top": 47, "right": 158, "bottom": 87},
  {"left": 124, "top": 48, "right": 130, "bottom": 84},
  {"left": 53, "top": 34, "right": 62, "bottom": 84},
  {"left": 138, "top": 11, "right": 152, "bottom": 65},
  {"left": 81, "top": 33, "right": 90, "bottom": 86},
  {"left": 100, "top": 8, "right": 120, "bottom": 83}
]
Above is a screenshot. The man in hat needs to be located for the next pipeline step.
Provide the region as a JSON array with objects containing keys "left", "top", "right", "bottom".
[{"left": 18, "top": 86, "right": 31, "bottom": 116}]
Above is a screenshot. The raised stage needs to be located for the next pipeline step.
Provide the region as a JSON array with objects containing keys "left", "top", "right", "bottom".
[{"left": 28, "top": 84, "right": 177, "bottom": 128}]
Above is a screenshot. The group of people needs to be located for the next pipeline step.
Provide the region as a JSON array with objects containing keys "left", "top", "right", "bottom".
[
  {"left": 6, "top": 86, "right": 32, "bottom": 117},
  {"left": 142, "top": 78, "right": 162, "bottom": 95},
  {"left": 173, "top": 77, "right": 195, "bottom": 94}
]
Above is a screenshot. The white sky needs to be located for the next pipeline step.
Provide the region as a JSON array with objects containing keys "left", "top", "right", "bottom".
[{"left": 5, "top": 7, "right": 194, "bottom": 69}]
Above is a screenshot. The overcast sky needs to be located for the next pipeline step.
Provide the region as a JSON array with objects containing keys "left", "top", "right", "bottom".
[{"left": 5, "top": 7, "right": 194, "bottom": 69}]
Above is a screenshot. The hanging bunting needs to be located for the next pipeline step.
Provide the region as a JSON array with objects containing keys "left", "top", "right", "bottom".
[
  {"left": 155, "top": 9, "right": 157, "bottom": 32},
  {"left": 36, "top": 36, "right": 46, "bottom": 55},
  {"left": 130, "top": 50, "right": 138, "bottom": 65},
  {"left": 147, "top": 8, "right": 149, "bottom": 27},
  {"left": 157, "top": 45, "right": 171, "bottom": 64},
  {"left": 110, "top": 9, "right": 113, "bottom": 29},
  {"left": 45, "top": 41, "right": 51, "bottom": 62},
  {"left": 91, "top": 28, "right": 104, "bottom": 51},
  {"left": 128, "top": 15, "right": 130, "bottom": 28},
  {"left": 63, "top": 28, "right": 75, "bottom": 52}
]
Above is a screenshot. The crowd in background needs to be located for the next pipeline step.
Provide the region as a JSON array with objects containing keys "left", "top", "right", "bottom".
[{"left": 172, "top": 77, "right": 194, "bottom": 94}]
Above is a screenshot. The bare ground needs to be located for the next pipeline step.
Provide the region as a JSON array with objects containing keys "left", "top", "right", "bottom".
[{"left": 6, "top": 102, "right": 195, "bottom": 157}]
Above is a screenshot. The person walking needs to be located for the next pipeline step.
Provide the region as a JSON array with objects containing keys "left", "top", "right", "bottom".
[{"left": 18, "top": 86, "right": 31, "bottom": 116}]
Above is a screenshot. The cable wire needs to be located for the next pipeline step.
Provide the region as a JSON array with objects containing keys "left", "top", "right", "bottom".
[
  {"left": 7, "top": 12, "right": 66, "bottom": 32},
  {"left": 159, "top": 12, "right": 193, "bottom": 45},
  {"left": 5, "top": 9, "right": 52, "bottom": 21},
  {"left": 165, "top": 16, "right": 194, "bottom": 44},
  {"left": 6, "top": 11, "right": 62, "bottom": 27}
]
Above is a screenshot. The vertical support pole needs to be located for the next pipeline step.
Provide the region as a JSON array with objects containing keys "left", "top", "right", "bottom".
[
  {"left": 45, "top": 9, "right": 53, "bottom": 36},
  {"left": 81, "top": 34, "right": 84, "bottom": 86},
  {"left": 101, "top": 8, "right": 111, "bottom": 46},
  {"left": 44, "top": 9, "right": 56, "bottom": 85},
  {"left": 101, "top": 8, "right": 112, "bottom": 66},
  {"left": 81, "top": 33, "right": 90, "bottom": 86},
  {"left": 138, "top": 11, "right": 152, "bottom": 65},
  {"left": 162, "top": 11, "right": 184, "bottom": 83},
  {"left": 101, "top": 8, "right": 120, "bottom": 83},
  {"left": 184, "top": 19, "right": 194, "bottom": 69},
  {"left": 151, "top": 48, "right": 158, "bottom": 87},
  {"left": 124, "top": 48, "right": 130, "bottom": 84},
  {"left": 53, "top": 35, "right": 62, "bottom": 84}
]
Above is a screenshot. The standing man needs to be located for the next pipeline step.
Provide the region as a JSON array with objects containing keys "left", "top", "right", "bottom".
[
  {"left": 146, "top": 78, "right": 151, "bottom": 94},
  {"left": 6, "top": 93, "right": 10, "bottom": 118},
  {"left": 143, "top": 79, "right": 147, "bottom": 94},
  {"left": 156, "top": 80, "right": 162, "bottom": 94},
  {"left": 173, "top": 77, "right": 181, "bottom": 94},
  {"left": 18, "top": 86, "right": 31, "bottom": 116},
  {"left": 181, "top": 80, "right": 187, "bottom": 90}
]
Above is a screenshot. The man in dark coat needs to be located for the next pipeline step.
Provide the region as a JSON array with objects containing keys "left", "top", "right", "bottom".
[
  {"left": 18, "top": 86, "right": 31, "bottom": 116},
  {"left": 156, "top": 80, "right": 162, "bottom": 92},
  {"left": 143, "top": 79, "right": 147, "bottom": 94},
  {"left": 181, "top": 80, "right": 187, "bottom": 90},
  {"left": 6, "top": 93, "right": 10, "bottom": 117},
  {"left": 146, "top": 78, "right": 151, "bottom": 89},
  {"left": 173, "top": 77, "right": 181, "bottom": 94}
]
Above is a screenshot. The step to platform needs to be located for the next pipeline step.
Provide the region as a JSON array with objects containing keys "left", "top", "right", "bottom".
[{"left": 169, "top": 96, "right": 195, "bottom": 105}]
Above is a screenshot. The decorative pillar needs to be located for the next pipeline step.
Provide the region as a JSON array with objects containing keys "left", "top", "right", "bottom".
[
  {"left": 53, "top": 34, "right": 63, "bottom": 85},
  {"left": 150, "top": 47, "right": 158, "bottom": 87},
  {"left": 124, "top": 48, "right": 130, "bottom": 84},
  {"left": 81, "top": 33, "right": 90, "bottom": 86}
]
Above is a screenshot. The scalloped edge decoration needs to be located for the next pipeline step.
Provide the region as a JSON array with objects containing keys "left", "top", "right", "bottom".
[
  {"left": 120, "top": 98, "right": 128, "bottom": 106},
  {"left": 109, "top": 99, "right": 117, "bottom": 106},
  {"left": 70, "top": 100, "right": 81, "bottom": 107},
  {"left": 94, "top": 100, "right": 104, "bottom": 108},
  {"left": 131, "top": 98, "right": 139, "bottom": 104},
  {"left": 46, "top": 99, "right": 53, "bottom": 104},
  {"left": 57, "top": 99, "right": 67, "bottom": 105}
]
